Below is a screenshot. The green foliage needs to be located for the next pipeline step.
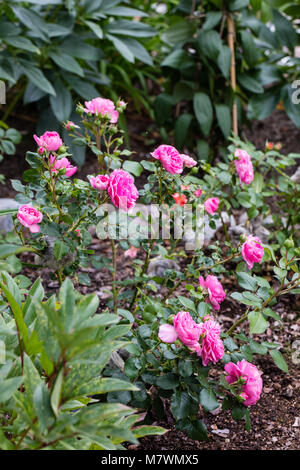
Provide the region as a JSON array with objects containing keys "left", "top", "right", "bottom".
[
  {"left": 0, "top": 124, "right": 21, "bottom": 183},
  {"left": 0, "top": 273, "right": 165, "bottom": 449},
  {"left": 150, "top": 0, "right": 300, "bottom": 158},
  {"left": 0, "top": 0, "right": 156, "bottom": 147}
]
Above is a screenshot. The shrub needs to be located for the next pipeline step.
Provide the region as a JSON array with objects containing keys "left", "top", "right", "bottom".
[
  {"left": 0, "top": 273, "right": 165, "bottom": 449},
  {"left": 0, "top": 96, "right": 299, "bottom": 445},
  {"left": 151, "top": 0, "right": 300, "bottom": 159}
]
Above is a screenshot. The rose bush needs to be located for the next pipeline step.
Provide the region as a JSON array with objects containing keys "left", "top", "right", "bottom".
[{"left": 0, "top": 97, "right": 299, "bottom": 446}]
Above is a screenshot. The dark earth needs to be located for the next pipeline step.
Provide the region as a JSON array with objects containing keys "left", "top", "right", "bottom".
[{"left": 0, "top": 104, "right": 299, "bottom": 450}]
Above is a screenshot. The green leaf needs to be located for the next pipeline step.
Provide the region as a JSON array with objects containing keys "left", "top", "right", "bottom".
[
  {"left": 0, "top": 376, "right": 23, "bottom": 403},
  {"left": 3, "top": 36, "right": 40, "bottom": 54},
  {"left": 217, "top": 45, "right": 231, "bottom": 79},
  {"left": 200, "top": 388, "right": 219, "bottom": 412},
  {"left": 53, "top": 240, "right": 70, "bottom": 261},
  {"left": 50, "top": 77, "right": 72, "bottom": 123},
  {"left": 215, "top": 104, "right": 231, "bottom": 138},
  {"left": 50, "top": 368, "right": 63, "bottom": 417},
  {"left": 21, "top": 65, "right": 56, "bottom": 96},
  {"left": 269, "top": 349, "right": 288, "bottom": 373},
  {"left": 106, "top": 34, "right": 134, "bottom": 63},
  {"left": 177, "top": 296, "right": 196, "bottom": 312},
  {"left": 272, "top": 8, "right": 297, "bottom": 51},
  {"left": 193, "top": 93, "right": 213, "bottom": 137},
  {"left": 175, "top": 113, "right": 193, "bottom": 148},
  {"left": 239, "top": 75, "right": 264, "bottom": 94},
  {"left": 49, "top": 51, "right": 84, "bottom": 77},
  {"left": 236, "top": 272, "right": 258, "bottom": 291},
  {"left": 73, "top": 378, "right": 139, "bottom": 397},
  {"left": 123, "top": 161, "right": 143, "bottom": 177},
  {"left": 171, "top": 391, "right": 197, "bottom": 420},
  {"left": 33, "top": 382, "right": 55, "bottom": 431},
  {"left": 157, "top": 373, "right": 179, "bottom": 390},
  {"left": 248, "top": 311, "right": 269, "bottom": 334}
]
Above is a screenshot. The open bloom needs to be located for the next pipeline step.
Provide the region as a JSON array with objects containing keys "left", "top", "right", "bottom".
[
  {"left": 90, "top": 174, "right": 110, "bottom": 190},
  {"left": 199, "top": 275, "right": 226, "bottom": 311},
  {"left": 172, "top": 193, "right": 188, "bottom": 206},
  {"left": 107, "top": 169, "right": 138, "bottom": 211},
  {"left": 151, "top": 145, "right": 183, "bottom": 174},
  {"left": 198, "top": 318, "right": 224, "bottom": 366},
  {"left": 158, "top": 324, "right": 178, "bottom": 343},
  {"left": 225, "top": 360, "right": 263, "bottom": 406},
  {"left": 173, "top": 311, "right": 201, "bottom": 349},
  {"left": 84, "top": 97, "right": 119, "bottom": 123},
  {"left": 17, "top": 205, "right": 43, "bottom": 233},
  {"left": 241, "top": 235, "right": 264, "bottom": 270},
  {"left": 50, "top": 156, "right": 77, "bottom": 177},
  {"left": 124, "top": 246, "right": 139, "bottom": 259},
  {"left": 181, "top": 154, "right": 197, "bottom": 168},
  {"left": 34, "top": 131, "right": 63, "bottom": 152},
  {"left": 204, "top": 197, "right": 220, "bottom": 215},
  {"left": 234, "top": 149, "right": 254, "bottom": 185}
]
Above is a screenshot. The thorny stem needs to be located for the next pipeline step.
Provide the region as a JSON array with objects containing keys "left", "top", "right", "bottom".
[
  {"left": 163, "top": 252, "right": 239, "bottom": 302},
  {"left": 130, "top": 239, "right": 155, "bottom": 311},
  {"left": 110, "top": 239, "right": 118, "bottom": 315},
  {"left": 227, "top": 276, "right": 300, "bottom": 336}
]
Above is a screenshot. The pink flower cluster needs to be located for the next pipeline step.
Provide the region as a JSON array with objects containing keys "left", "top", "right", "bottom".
[
  {"left": 199, "top": 275, "right": 226, "bottom": 311},
  {"left": 34, "top": 131, "right": 62, "bottom": 153},
  {"left": 50, "top": 155, "right": 77, "bottom": 178},
  {"left": 225, "top": 359, "right": 263, "bottom": 406},
  {"left": 17, "top": 205, "right": 43, "bottom": 233},
  {"left": 242, "top": 235, "right": 264, "bottom": 270},
  {"left": 84, "top": 97, "right": 119, "bottom": 124},
  {"left": 151, "top": 145, "right": 197, "bottom": 175},
  {"left": 158, "top": 311, "right": 224, "bottom": 367},
  {"left": 234, "top": 149, "right": 254, "bottom": 186},
  {"left": 90, "top": 170, "right": 139, "bottom": 212}
]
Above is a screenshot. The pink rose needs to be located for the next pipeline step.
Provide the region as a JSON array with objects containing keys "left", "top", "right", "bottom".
[
  {"left": 158, "top": 324, "right": 178, "bottom": 343},
  {"left": 199, "top": 275, "right": 226, "bottom": 311},
  {"left": 181, "top": 154, "right": 197, "bottom": 168},
  {"left": 241, "top": 235, "right": 264, "bottom": 270},
  {"left": 34, "top": 131, "right": 63, "bottom": 152},
  {"left": 151, "top": 145, "right": 183, "bottom": 175},
  {"left": 198, "top": 318, "right": 224, "bottom": 366},
  {"left": 90, "top": 174, "right": 110, "bottom": 190},
  {"left": 107, "top": 169, "right": 139, "bottom": 211},
  {"left": 194, "top": 188, "right": 202, "bottom": 198},
  {"left": 173, "top": 311, "right": 201, "bottom": 349},
  {"left": 181, "top": 185, "right": 190, "bottom": 191},
  {"left": 17, "top": 205, "right": 43, "bottom": 233},
  {"left": 84, "top": 97, "right": 119, "bottom": 123},
  {"left": 234, "top": 149, "right": 254, "bottom": 186},
  {"left": 225, "top": 360, "right": 263, "bottom": 406},
  {"left": 50, "top": 156, "right": 77, "bottom": 177},
  {"left": 204, "top": 197, "right": 220, "bottom": 214},
  {"left": 124, "top": 246, "right": 139, "bottom": 259},
  {"left": 75, "top": 228, "right": 81, "bottom": 237}
]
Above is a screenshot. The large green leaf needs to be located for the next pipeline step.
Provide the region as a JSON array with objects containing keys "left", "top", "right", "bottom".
[{"left": 193, "top": 93, "right": 213, "bottom": 137}]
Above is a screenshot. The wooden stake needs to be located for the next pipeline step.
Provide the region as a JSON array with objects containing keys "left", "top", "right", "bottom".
[{"left": 227, "top": 13, "right": 238, "bottom": 136}]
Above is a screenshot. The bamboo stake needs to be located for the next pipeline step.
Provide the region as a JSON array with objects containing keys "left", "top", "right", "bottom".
[{"left": 227, "top": 13, "right": 238, "bottom": 136}]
